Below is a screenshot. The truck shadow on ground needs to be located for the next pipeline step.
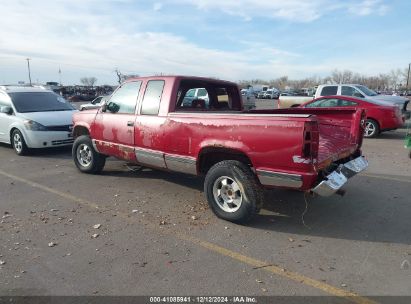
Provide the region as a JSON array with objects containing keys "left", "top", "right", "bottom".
[
  {"left": 100, "top": 166, "right": 411, "bottom": 245},
  {"left": 101, "top": 166, "right": 205, "bottom": 191},
  {"left": 250, "top": 179, "right": 411, "bottom": 245}
]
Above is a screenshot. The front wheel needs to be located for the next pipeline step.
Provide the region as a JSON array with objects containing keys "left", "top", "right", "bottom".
[
  {"left": 11, "top": 129, "right": 29, "bottom": 156},
  {"left": 364, "top": 119, "right": 380, "bottom": 138},
  {"left": 72, "top": 135, "right": 106, "bottom": 174},
  {"left": 204, "top": 160, "right": 264, "bottom": 223}
]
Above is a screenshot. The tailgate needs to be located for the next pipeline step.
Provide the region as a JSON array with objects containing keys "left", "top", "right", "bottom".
[
  {"left": 308, "top": 108, "right": 365, "bottom": 168},
  {"left": 250, "top": 107, "right": 365, "bottom": 168}
]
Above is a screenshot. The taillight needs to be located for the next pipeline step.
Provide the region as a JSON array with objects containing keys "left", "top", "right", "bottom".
[
  {"left": 395, "top": 106, "right": 401, "bottom": 118},
  {"left": 357, "top": 110, "right": 366, "bottom": 147},
  {"left": 382, "top": 106, "right": 400, "bottom": 118},
  {"left": 360, "top": 110, "right": 366, "bottom": 128},
  {"left": 302, "top": 121, "right": 319, "bottom": 162}
]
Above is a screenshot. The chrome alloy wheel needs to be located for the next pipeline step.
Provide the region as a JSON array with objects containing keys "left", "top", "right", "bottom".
[
  {"left": 13, "top": 133, "right": 23, "bottom": 153},
  {"left": 212, "top": 176, "right": 243, "bottom": 213},
  {"left": 76, "top": 144, "right": 92, "bottom": 167},
  {"left": 365, "top": 121, "right": 376, "bottom": 137}
]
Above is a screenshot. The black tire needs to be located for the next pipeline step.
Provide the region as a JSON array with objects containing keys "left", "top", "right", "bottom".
[
  {"left": 11, "top": 129, "right": 29, "bottom": 156},
  {"left": 72, "top": 135, "right": 106, "bottom": 174},
  {"left": 364, "top": 119, "right": 380, "bottom": 138},
  {"left": 204, "top": 160, "right": 264, "bottom": 223}
]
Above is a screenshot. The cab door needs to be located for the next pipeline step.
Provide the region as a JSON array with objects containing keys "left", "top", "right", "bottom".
[
  {"left": 134, "top": 80, "right": 167, "bottom": 168},
  {"left": 92, "top": 81, "right": 142, "bottom": 161}
]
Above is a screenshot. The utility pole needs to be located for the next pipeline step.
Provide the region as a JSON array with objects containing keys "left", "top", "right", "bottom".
[
  {"left": 26, "top": 58, "right": 32, "bottom": 85},
  {"left": 59, "top": 66, "right": 62, "bottom": 86},
  {"left": 406, "top": 63, "right": 410, "bottom": 90}
]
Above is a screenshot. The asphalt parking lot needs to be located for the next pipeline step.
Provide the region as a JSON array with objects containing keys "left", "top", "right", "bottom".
[{"left": 0, "top": 100, "right": 410, "bottom": 302}]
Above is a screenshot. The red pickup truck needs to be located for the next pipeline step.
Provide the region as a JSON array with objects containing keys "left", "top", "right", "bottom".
[{"left": 72, "top": 76, "right": 368, "bottom": 223}]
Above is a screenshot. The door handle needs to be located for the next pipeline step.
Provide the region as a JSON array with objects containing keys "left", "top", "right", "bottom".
[{"left": 127, "top": 121, "right": 134, "bottom": 127}]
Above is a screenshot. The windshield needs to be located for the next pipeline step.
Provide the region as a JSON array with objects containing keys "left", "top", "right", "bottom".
[
  {"left": 9, "top": 92, "right": 74, "bottom": 113},
  {"left": 355, "top": 85, "right": 378, "bottom": 96}
]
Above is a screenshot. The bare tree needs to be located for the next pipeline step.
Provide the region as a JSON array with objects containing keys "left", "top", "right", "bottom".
[
  {"left": 277, "top": 76, "right": 288, "bottom": 90},
  {"left": 389, "top": 69, "right": 402, "bottom": 90},
  {"left": 237, "top": 67, "right": 408, "bottom": 92},
  {"left": 331, "top": 69, "right": 353, "bottom": 84},
  {"left": 114, "top": 68, "right": 123, "bottom": 84},
  {"left": 80, "top": 77, "right": 98, "bottom": 86},
  {"left": 88, "top": 77, "right": 97, "bottom": 86},
  {"left": 114, "top": 68, "right": 139, "bottom": 84}
]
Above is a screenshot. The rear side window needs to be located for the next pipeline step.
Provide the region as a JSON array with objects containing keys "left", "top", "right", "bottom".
[
  {"left": 197, "top": 88, "right": 208, "bottom": 97},
  {"left": 305, "top": 98, "right": 358, "bottom": 108},
  {"left": 175, "top": 82, "right": 240, "bottom": 112},
  {"left": 341, "top": 86, "right": 356, "bottom": 96},
  {"left": 305, "top": 98, "right": 339, "bottom": 107},
  {"left": 180, "top": 87, "right": 210, "bottom": 109},
  {"left": 320, "top": 86, "right": 338, "bottom": 96},
  {"left": 186, "top": 89, "right": 195, "bottom": 97},
  {"left": 338, "top": 99, "right": 358, "bottom": 106},
  {"left": 141, "top": 80, "right": 165, "bottom": 115}
]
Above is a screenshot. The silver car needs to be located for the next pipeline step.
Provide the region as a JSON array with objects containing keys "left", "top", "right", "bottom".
[{"left": 79, "top": 96, "right": 106, "bottom": 111}]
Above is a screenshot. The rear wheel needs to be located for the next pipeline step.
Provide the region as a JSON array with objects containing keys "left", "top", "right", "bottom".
[
  {"left": 364, "top": 119, "right": 379, "bottom": 138},
  {"left": 73, "top": 135, "right": 106, "bottom": 174},
  {"left": 11, "top": 129, "right": 29, "bottom": 156},
  {"left": 204, "top": 160, "right": 263, "bottom": 223}
]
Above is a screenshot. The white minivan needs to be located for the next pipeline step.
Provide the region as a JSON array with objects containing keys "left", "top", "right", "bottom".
[{"left": 0, "top": 86, "right": 77, "bottom": 155}]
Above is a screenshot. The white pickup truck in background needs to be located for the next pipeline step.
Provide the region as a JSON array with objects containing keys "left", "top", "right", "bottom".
[{"left": 278, "top": 84, "right": 410, "bottom": 118}]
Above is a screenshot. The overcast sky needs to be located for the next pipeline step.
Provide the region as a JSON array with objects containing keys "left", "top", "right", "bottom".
[{"left": 0, "top": 0, "right": 410, "bottom": 85}]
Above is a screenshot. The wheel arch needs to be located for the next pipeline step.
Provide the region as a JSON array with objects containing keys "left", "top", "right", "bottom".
[
  {"left": 73, "top": 124, "right": 90, "bottom": 138},
  {"left": 198, "top": 146, "right": 253, "bottom": 175},
  {"left": 9, "top": 127, "right": 25, "bottom": 143}
]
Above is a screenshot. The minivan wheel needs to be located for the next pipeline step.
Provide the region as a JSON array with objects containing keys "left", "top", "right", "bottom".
[
  {"left": 204, "top": 160, "right": 263, "bottom": 223},
  {"left": 72, "top": 135, "right": 106, "bottom": 174},
  {"left": 11, "top": 129, "right": 29, "bottom": 156}
]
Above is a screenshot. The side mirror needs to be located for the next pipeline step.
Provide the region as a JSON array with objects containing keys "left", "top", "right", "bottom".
[
  {"left": 0, "top": 106, "right": 12, "bottom": 115},
  {"left": 106, "top": 102, "right": 120, "bottom": 113}
]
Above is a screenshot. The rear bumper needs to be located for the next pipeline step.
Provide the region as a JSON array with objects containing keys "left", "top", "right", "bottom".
[{"left": 312, "top": 156, "right": 368, "bottom": 196}]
